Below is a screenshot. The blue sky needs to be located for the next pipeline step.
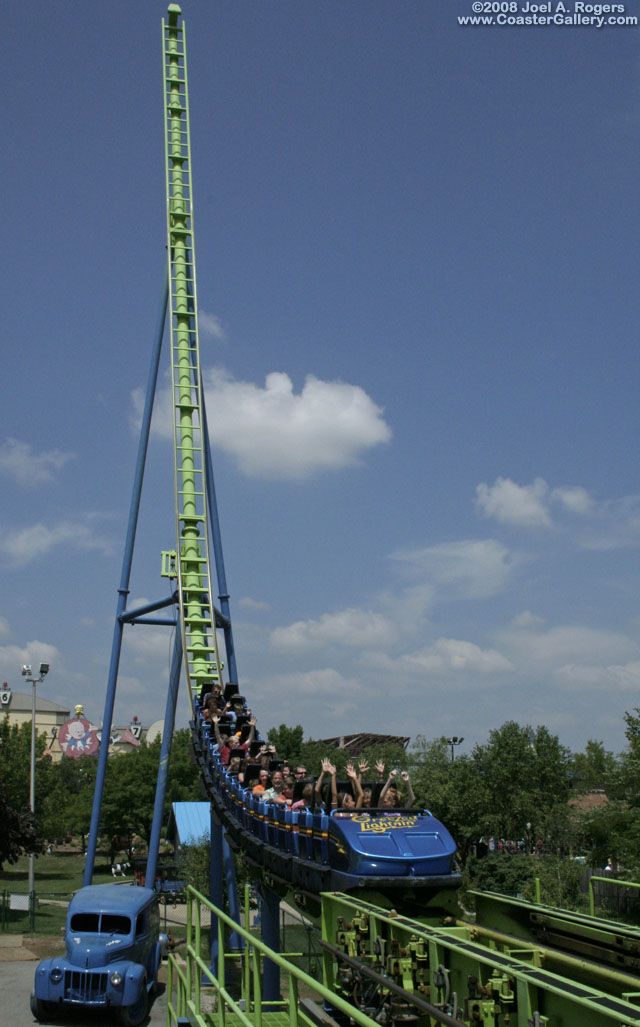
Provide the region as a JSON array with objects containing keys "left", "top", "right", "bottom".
[{"left": 2, "top": 1, "right": 640, "bottom": 757}]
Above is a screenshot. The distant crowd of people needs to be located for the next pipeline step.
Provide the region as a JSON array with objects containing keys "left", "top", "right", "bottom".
[
  {"left": 198, "top": 682, "right": 416, "bottom": 814},
  {"left": 475, "top": 836, "right": 545, "bottom": 857}
]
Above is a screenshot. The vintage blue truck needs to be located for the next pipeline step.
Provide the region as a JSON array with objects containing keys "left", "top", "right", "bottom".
[{"left": 31, "top": 883, "right": 167, "bottom": 1025}]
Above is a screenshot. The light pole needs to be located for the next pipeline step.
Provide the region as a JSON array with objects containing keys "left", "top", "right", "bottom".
[
  {"left": 22, "top": 662, "right": 50, "bottom": 909},
  {"left": 445, "top": 736, "right": 464, "bottom": 762}
]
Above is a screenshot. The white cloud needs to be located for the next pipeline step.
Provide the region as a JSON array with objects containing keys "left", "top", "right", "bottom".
[
  {"left": 271, "top": 607, "right": 395, "bottom": 653},
  {"left": 377, "top": 583, "right": 435, "bottom": 636},
  {"left": 0, "top": 437, "right": 74, "bottom": 486},
  {"left": 399, "top": 637, "right": 514, "bottom": 675},
  {"left": 0, "top": 616, "right": 11, "bottom": 640},
  {"left": 551, "top": 486, "right": 594, "bottom": 515},
  {"left": 0, "top": 519, "right": 113, "bottom": 566},
  {"left": 496, "top": 620, "right": 638, "bottom": 671},
  {"left": 198, "top": 310, "right": 226, "bottom": 341},
  {"left": 132, "top": 367, "right": 391, "bottom": 480},
  {"left": 474, "top": 477, "right": 640, "bottom": 548},
  {"left": 577, "top": 494, "right": 640, "bottom": 550},
  {"left": 555, "top": 660, "right": 640, "bottom": 692},
  {"left": 253, "top": 668, "right": 364, "bottom": 727},
  {"left": 238, "top": 597, "right": 270, "bottom": 612},
  {"left": 124, "top": 627, "right": 175, "bottom": 663},
  {"left": 476, "top": 477, "right": 551, "bottom": 528},
  {"left": 392, "top": 539, "right": 519, "bottom": 600},
  {"left": 510, "top": 610, "right": 544, "bottom": 629},
  {"left": 0, "top": 640, "right": 62, "bottom": 685}
]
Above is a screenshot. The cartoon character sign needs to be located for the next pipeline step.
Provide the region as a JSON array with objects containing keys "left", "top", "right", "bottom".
[{"left": 59, "top": 715, "right": 100, "bottom": 758}]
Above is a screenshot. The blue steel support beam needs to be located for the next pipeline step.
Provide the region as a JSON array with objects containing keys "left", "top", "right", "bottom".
[
  {"left": 84, "top": 273, "right": 169, "bottom": 887},
  {"left": 258, "top": 884, "right": 281, "bottom": 1004},
  {"left": 223, "top": 836, "right": 242, "bottom": 951},
  {"left": 209, "top": 809, "right": 224, "bottom": 967},
  {"left": 201, "top": 391, "right": 238, "bottom": 685},
  {"left": 119, "top": 593, "right": 178, "bottom": 623},
  {"left": 128, "top": 618, "right": 178, "bottom": 626},
  {"left": 146, "top": 628, "right": 183, "bottom": 886}
]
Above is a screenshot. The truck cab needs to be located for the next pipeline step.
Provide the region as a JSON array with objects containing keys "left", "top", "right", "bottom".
[{"left": 31, "top": 883, "right": 167, "bottom": 1026}]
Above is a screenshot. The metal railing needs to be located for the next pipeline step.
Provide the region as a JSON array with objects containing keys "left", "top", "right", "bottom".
[
  {"left": 589, "top": 873, "right": 640, "bottom": 918},
  {"left": 166, "top": 885, "right": 381, "bottom": 1027}
]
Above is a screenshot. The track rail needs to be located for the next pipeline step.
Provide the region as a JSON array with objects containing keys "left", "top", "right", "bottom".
[
  {"left": 163, "top": 4, "right": 222, "bottom": 711},
  {"left": 320, "top": 891, "right": 640, "bottom": 1027}
]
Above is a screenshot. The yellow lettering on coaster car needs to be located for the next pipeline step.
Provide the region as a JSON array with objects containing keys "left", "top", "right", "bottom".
[{"left": 352, "top": 815, "right": 419, "bottom": 833}]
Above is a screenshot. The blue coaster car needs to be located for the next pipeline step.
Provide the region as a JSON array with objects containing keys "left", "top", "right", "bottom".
[
  {"left": 327, "top": 809, "right": 457, "bottom": 885},
  {"left": 30, "top": 883, "right": 168, "bottom": 1026}
]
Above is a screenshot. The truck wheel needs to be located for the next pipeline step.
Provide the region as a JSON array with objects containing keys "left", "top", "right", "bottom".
[
  {"left": 119, "top": 989, "right": 149, "bottom": 1027},
  {"left": 29, "top": 994, "right": 58, "bottom": 1022}
]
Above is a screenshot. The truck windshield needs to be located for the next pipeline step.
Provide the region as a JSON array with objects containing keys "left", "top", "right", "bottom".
[{"left": 70, "top": 913, "right": 131, "bottom": 934}]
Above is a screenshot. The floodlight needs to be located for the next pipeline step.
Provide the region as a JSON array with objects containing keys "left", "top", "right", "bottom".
[
  {"left": 22, "top": 664, "right": 32, "bottom": 677},
  {"left": 39, "top": 663, "right": 50, "bottom": 677}
]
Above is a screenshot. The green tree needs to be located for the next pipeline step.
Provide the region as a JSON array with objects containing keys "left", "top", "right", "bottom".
[
  {"left": 166, "top": 729, "right": 202, "bottom": 803},
  {"left": 472, "top": 722, "right": 571, "bottom": 843},
  {"left": 579, "top": 709, "right": 640, "bottom": 871},
  {"left": 40, "top": 755, "right": 97, "bottom": 846},
  {"left": 267, "top": 724, "right": 304, "bottom": 763},
  {"left": 98, "top": 732, "right": 200, "bottom": 861},
  {"left": 101, "top": 742, "right": 161, "bottom": 860},
  {"left": 464, "top": 852, "right": 535, "bottom": 901},
  {"left": 0, "top": 780, "right": 39, "bottom": 870},
  {"left": 0, "top": 716, "right": 49, "bottom": 810},
  {"left": 569, "top": 739, "right": 616, "bottom": 793}
]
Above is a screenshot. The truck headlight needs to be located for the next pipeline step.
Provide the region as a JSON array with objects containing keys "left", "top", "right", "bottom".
[
  {"left": 110, "top": 971, "right": 123, "bottom": 987},
  {"left": 50, "top": 968, "right": 63, "bottom": 983}
]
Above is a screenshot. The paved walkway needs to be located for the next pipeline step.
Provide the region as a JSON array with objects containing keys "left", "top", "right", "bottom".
[{"left": 0, "top": 934, "right": 38, "bottom": 962}]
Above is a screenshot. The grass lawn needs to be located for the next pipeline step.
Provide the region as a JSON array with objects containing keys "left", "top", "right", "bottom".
[
  {"left": 1, "top": 850, "right": 114, "bottom": 896},
  {"left": 0, "top": 849, "right": 121, "bottom": 936}
]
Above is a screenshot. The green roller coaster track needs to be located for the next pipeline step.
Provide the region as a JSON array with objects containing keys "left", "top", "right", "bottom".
[{"left": 163, "top": 4, "right": 222, "bottom": 711}]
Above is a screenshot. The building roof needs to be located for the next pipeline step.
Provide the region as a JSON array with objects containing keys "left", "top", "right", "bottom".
[
  {"left": 569, "top": 789, "right": 609, "bottom": 813},
  {"left": 1, "top": 690, "right": 70, "bottom": 715},
  {"left": 318, "top": 733, "right": 410, "bottom": 755},
  {"left": 168, "top": 802, "right": 211, "bottom": 847}
]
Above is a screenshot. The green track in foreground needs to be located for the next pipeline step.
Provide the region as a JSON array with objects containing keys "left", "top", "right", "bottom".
[{"left": 167, "top": 887, "right": 640, "bottom": 1027}]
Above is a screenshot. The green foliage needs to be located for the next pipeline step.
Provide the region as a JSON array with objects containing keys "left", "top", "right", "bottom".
[
  {"left": 569, "top": 739, "right": 616, "bottom": 793},
  {"left": 0, "top": 780, "right": 39, "bottom": 870},
  {"left": 176, "top": 842, "right": 253, "bottom": 903},
  {"left": 166, "top": 729, "right": 202, "bottom": 803},
  {"left": 465, "top": 853, "right": 535, "bottom": 901},
  {"left": 98, "top": 730, "right": 201, "bottom": 859},
  {"left": 177, "top": 839, "right": 211, "bottom": 896},
  {"left": 465, "top": 852, "right": 583, "bottom": 910},
  {"left": 522, "top": 855, "right": 583, "bottom": 909},
  {"left": 40, "top": 756, "right": 97, "bottom": 844},
  {"left": 471, "top": 722, "right": 571, "bottom": 842},
  {"left": 578, "top": 709, "right": 640, "bottom": 869},
  {"left": 267, "top": 724, "right": 304, "bottom": 763},
  {"left": 0, "top": 716, "right": 49, "bottom": 810},
  {"left": 101, "top": 743, "right": 160, "bottom": 856},
  {"left": 580, "top": 801, "right": 640, "bottom": 868}
]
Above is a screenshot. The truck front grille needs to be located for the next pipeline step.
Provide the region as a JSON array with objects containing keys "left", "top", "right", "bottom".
[{"left": 64, "top": 969, "right": 108, "bottom": 1003}]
